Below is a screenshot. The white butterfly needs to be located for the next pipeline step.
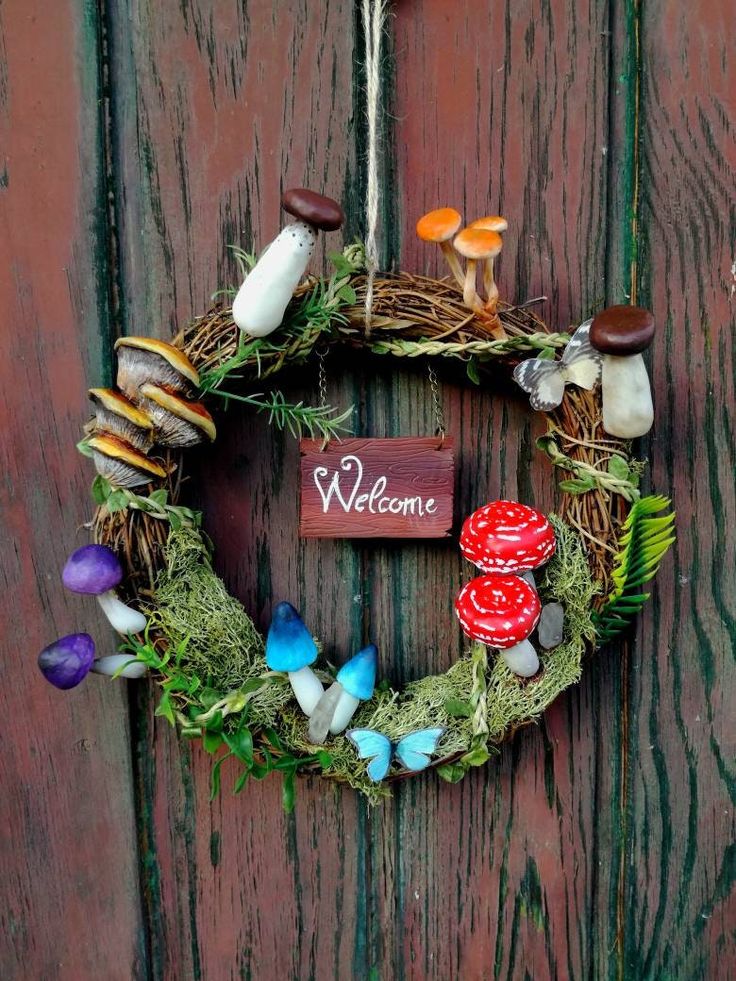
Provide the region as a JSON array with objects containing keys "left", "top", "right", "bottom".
[{"left": 512, "top": 319, "right": 602, "bottom": 411}]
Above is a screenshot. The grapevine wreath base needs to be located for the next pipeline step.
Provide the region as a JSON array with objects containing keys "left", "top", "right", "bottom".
[{"left": 48, "top": 236, "right": 674, "bottom": 805}]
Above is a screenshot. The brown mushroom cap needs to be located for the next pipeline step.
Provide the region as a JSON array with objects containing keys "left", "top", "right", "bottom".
[
  {"left": 114, "top": 337, "right": 200, "bottom": 387},
  {"left": 89, "top": 388, "right": 153, "bottom": 430},
  {"left": 469, "top": 215, "right": 508, "bottom": 234},
  {"left": 87, "top": 433, "right": 166, "bottom": 488},
  {"left": 281, "top": 188, "right": 344, "bottom": 231},
  {"left": 589, "top": 305, "right": 655, "bottom": 355},
  {"left": 139, "top": 383, "right": 216, "bottom": 443},
  {"left": 416, "top": 208, "right": 462, "bottom": 243},
  {"left": 453, "top": 227, "right": 503, "bottom": 260}
]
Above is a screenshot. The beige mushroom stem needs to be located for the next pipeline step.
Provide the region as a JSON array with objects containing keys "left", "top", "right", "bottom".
[{"left": 439, "top": 241, "right": 465, "bottom": 288}]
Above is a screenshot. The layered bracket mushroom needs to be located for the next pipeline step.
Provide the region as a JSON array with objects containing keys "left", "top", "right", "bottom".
[
  {"left": 589, "top": 305, "right": 655, "bottom": 438},
  {"left": 455, "top": 500, "right": 558, "bottom": 677},
  {"left": 232, "top": 188, "right": 345, "bottom": 338},
  {"left": 265, "top": 602, "right": 325, "bottom": 716}
]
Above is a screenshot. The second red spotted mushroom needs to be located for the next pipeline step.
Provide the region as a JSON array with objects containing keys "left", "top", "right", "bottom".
[{"left": 455, "top": 501, "right": 556, "bottom": 677}]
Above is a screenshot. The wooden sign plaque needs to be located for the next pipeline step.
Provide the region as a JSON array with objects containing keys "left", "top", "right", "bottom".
[{"left": 299, "top": 437, "right": 455, "bottom": 539}]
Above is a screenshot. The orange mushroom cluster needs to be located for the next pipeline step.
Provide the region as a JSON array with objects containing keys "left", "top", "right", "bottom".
[
  {"left": 416, "top": 208, "right": 508, "bottom": 339},
  {"left": 84, "top": 338, "right": 215, "bottom": 489}
]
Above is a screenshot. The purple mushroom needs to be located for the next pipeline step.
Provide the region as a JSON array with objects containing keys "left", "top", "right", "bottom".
[
  {"left": 62, "top": 544, "right": 147, "bottom": 635},
  {"left": 38, "top": 633, "right": 96, "bottom": 689}
]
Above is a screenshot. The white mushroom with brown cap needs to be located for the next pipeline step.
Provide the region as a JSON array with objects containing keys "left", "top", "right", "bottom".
[
  {"left": 589, "top": 305, "right": 655, "bottom": 438},
  {"left": 231, "top": 188, "right": 345, "bottom": 338},
  {"left": 115, "top": 336, "right": 200, "bottom": 400},
  {"left": 138, "top": 383, "right": 216, "bottom": 448},
  {"left": 88, "top": 388, "right": 154, "bottom": 450}
]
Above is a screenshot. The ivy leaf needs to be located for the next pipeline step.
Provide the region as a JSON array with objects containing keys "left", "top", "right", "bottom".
[
  {"left": 461, "top": 745, "right": 491, "bottom": 767},
  {"left": 282, "top": 770, "right": 296, "bottom": 813},
  {"left": 202, "top": 730, "right": 223, "bottom": 754},
  {"left": 169, "top": 511, "right": 182, "bottom": 531},
  {"left": 105, "top": 490, "right": 129, "bottom": 513},
  {"left": 607, "top": 455, "right": 631, "bottom": 481},
  {"left": 225, "top": 728, "right": 254, "bottom": 765},
  {"left": 535, "top": 434, "right": 557, "bottom": 455},
  {"left": 437, "top": 763, "right": 466, "bottom": 784},
  {"left": 149, "top": 488, "right": 169, "bottom": 507},
  {"left": 209, "top": 753, "right": 231, "bottom": 801},
  {"left": 337, "top": 284, "right": 357, "bottom": 304},
  {"left": 233, "top": 770, "right": 250, "bottom": 795},
  {"left": 91, "top": 474, "right": 112, "bottom": 505},
  {"left": 558, "top": 477, "right": 596, "bottom": 495},
  {"left": 154, "top": 692, "right": 176, "bottom": 726},
  {"left": 444, "top": 697, "right": 473, "bottom": 719},
  {"left": 466, "top": 357, "right": 481, "bottom": 385},
  {"left": 76, "top": 438, "right": 94, "bottom": 458}
]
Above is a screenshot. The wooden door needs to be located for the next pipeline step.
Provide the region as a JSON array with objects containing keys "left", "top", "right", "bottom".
[{"left": 2, "top": 1, "right": 734, "bottom": 978}]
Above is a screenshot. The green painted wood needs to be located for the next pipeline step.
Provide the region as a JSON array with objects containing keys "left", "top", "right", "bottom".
[{"left": 0, "top": 1, "right": 145, "bottom": 978}]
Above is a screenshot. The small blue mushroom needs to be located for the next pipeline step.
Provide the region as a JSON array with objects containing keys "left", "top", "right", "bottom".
[
  {"left": 307, "top": 644, "right": 377, "bottom": 744},
  {"left": 265, "top": 602, "right": 324, "bottom": 716}
]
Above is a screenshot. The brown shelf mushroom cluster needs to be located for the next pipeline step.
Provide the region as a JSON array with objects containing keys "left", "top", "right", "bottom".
[
  {"left": 85, "top": 337, "right": 215, "bottom": 489},
  {"left": 416, "top": 208, "right": 508, "bottom": 340}
]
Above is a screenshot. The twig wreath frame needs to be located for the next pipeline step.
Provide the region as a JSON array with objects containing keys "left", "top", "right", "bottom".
[{"left": 39, "top": 228, "right": 675, "bottom": 805}]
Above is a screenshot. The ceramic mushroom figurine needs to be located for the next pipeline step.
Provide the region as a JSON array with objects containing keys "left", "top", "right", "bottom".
[
  {"left": 86, "top": 434, "right": 166, "bottom": 489},
  {"left": 62, "top": 544, "right": 147, "bottom": 635},
  {"left": 453, "top": 227, "right": 505, "bottom": 339},
  {"left": 38, "top": 633, "right": 96, "bottom": 689},
  {"left": 114, "top": 337, "right": 200, "bottom": 399},
  {"left": 90, "top": 655, "right": 149, "bottom": 679},
  {"left": 589, "top": 305, "right": 655, "bottom": 438},
  {"left": 468, "top": 215, "right": 507, "bottom": 315},
  {"left": 265, "top": 602, "right": 325, "bottom": 715},
  {"left": 459, "top": 500, "right": 556, "bottom": 588},
  {"left": 88, "top": 388, "right": 154, "bottom": 450},
  {"left": 416, "top": 208, "right": 464, "bottom": 287},
  {"left": 455, "top": 574, "right": 542, "bottom": 677},
  {"left": 231, "top": 188, "right": 345, "bottom": 338},
  {"left": 138, "top": 383, "right": 216, "bottom": 448},
  {"left": 307, "top": 643, "right": 378, "bottom": 744}
]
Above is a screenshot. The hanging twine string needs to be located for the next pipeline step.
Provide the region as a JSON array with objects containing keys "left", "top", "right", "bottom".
[{"left": 361, "top": 0, "right": 388, "bottom": 337}]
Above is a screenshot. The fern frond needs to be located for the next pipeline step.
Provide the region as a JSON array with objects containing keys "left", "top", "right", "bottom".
[{"left": 594, "top": 495, "right": 676, "bottom": 644}]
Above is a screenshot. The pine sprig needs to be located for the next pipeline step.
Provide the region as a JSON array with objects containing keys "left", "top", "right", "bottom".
[
  {"left": 208, "top": 388, "right": 353, "bottom": 441},
  {"left": 593, "top": 495, "right": 676, "bottom": 643}
]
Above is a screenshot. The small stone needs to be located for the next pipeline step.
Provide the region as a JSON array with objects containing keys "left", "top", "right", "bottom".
[
  {"left": 501, "top": 642, "right": 540, "bottom": 677},
  {"left": 537, "top": 602, "right": 565, "bottom": 649}
]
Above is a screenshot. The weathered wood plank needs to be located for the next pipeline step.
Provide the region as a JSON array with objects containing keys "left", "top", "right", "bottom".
[
  {"left": 0, "top": 2, "right": 145, "bottom": 978},
  {"left": 107, "top": 2, "right": 362, "bottom": 976},
  {"left": 370, "top": 1, "right": 616, "bottom": 978},
  {"left": 626, "top": 1, "right": 736, "bottom": 976}
]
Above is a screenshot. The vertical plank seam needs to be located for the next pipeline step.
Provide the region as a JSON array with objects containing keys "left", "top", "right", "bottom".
[{"left": 96, "top": 0, "right": 155, "bottom": 976}]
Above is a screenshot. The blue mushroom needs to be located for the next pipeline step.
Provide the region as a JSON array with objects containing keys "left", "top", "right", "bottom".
[
  {"left": 307, "top": 644, "right": 378, "bottom": 744},
  {"left": 266, "top": 602, "right": 324, "bottom": 716}
]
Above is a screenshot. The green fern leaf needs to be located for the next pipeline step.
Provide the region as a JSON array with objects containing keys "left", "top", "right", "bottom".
[{"left": 594, "top": 496, "right": 675, "bottom": 644}]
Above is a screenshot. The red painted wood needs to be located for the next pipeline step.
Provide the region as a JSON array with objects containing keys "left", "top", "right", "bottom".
[
  {"left": 0, "top": 2, "right": 145, "bottom": 979},
  {"left": 3, "top": 0, "right": 733, "bottom": 978},
  {"left": 300, "top": 437, "right": 455, "bottom": 538}
]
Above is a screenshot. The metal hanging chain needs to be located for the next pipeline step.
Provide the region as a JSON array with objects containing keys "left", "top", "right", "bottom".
[
  {"left": 316, "top": 346, "right": 332, "bottom": 450},
  {"left": 427, "top": 362, "right": 446, "bottom": 440}
]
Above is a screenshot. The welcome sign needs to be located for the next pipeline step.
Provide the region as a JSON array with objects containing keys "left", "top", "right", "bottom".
[{"left": 299, "top": 437, "right": 455, "bottom": 538}]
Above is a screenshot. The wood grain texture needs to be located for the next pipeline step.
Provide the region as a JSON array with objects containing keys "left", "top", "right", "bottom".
[
  {"left": 300, "top": 437, "right": 455, "bottom": 538},
  {"left": 4, "top": 0, "right": 734, "bottom": 978},
  {"left": 0, "top": 2, "right": 145, "bottom": 978},
  {"left": 107, "top": 2, "right": 362, "bottom": 977},
  {"left": 625, "top": 2, "right": 736, "bottom": 976}
]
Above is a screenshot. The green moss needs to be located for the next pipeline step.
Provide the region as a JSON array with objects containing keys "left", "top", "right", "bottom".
[{"left": 149, "top": 518, "right": 598, "bottom": 801}]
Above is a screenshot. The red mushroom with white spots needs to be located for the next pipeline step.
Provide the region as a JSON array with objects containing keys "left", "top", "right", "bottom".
[
  {"left": 455, "top": 574, "right": 542, "bottom": 677},
  {"left": 459, "top": 500, "right": 556, "bottom": 581}
]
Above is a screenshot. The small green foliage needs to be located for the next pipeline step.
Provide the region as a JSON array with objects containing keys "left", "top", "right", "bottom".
[
  {"left": 594, "top": 496, "right": 676, "bottom": 643},
  {"left": 76, "top": 437, "right": 94, "bottom": 458},
  {"left": 536, "top": 432, "right": 643, "bottom": 502},
  {"left": 207, "top": 388, "right": 353, "bottom": 442}
]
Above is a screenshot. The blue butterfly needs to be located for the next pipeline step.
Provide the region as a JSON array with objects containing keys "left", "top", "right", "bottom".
[{"left": 346, "top": 727, "right": 445, "bottom": 782}]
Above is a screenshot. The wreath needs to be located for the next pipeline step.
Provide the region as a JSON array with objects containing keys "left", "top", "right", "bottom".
[{"left": 38, "top": 194, "right": 675, "bottom": 806}]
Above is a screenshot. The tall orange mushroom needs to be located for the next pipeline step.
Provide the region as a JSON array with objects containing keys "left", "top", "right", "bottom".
[
  {"left": 416, "top": 207, "right": 464, "bottom": 286},
  {"left": 469, "top": 216, "right": 507, "bottom": 311}
]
